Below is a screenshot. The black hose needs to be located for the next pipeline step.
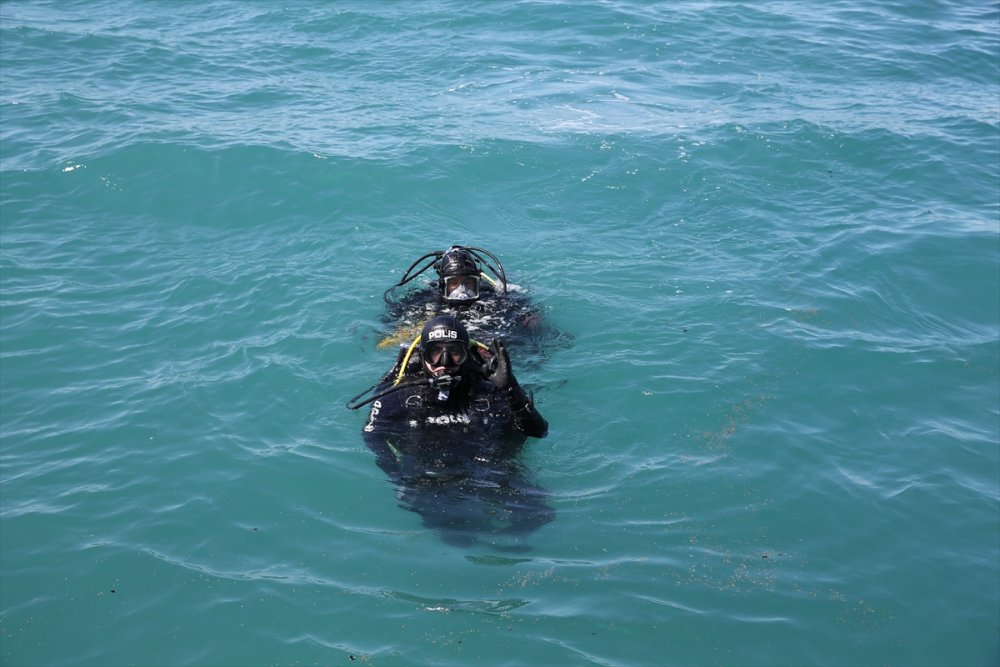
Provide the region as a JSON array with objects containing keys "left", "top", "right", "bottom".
[
  {"left": 346, "top": 376, "right": 433, "bottom": 410},
  {"left": 466, "top": 246, "right": 508, "bottom": 294},
  {"left": 382, "top": 252, "right": 444, "bottom": 303}
]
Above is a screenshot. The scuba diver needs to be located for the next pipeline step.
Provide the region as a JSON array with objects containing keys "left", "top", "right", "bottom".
[
  {"left": 348, "top": 315, "right": 553, "bottom": 547},
  {"left": 352, "top": 314, "right": 547, "bottom": 442},
  {"left": 378, "top": 245, "right": 565, "bottom": 365}
]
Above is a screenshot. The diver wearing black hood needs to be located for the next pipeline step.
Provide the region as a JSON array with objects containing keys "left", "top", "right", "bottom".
[
  {"left": 378, "top": 246, "right": 564, "bottom": 362},
  {"left": 356, "top": 315, "right": 548, "bottom": 445}
]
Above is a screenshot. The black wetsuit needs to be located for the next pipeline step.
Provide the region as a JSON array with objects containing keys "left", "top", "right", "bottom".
[{"left": 362, "top": 362, "right": 547, "bottom": 479}]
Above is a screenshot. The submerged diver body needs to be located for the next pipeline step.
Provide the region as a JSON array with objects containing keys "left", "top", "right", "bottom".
[
  {"left": 350, "top": 315, "right": 552, "bottom": 546},
  {"left": 378, "top": 246, "right": 562, "bottom": 364}
]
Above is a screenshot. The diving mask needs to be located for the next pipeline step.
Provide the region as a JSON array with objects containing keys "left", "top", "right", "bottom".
[
  {"left": 423, "top": 340, "right": 468, "bottom": 368},
  {"left": 442, "top": 275, "right": 480, "bottom": 302}
]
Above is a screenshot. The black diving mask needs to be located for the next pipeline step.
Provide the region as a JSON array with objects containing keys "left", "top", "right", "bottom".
[{"left": 423, "top": 341, "right": 468, "bottom": 368}]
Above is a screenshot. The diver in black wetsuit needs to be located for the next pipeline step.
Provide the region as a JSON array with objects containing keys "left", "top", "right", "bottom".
[
  {"left": 350, "top": 315, "right": 552, "bottom": 547},
  {"left": 378, "top": 246, "right": 564, "bottom": 364},
  {"left": 358, "top": 315, "right": 547, "bottom": 446}
]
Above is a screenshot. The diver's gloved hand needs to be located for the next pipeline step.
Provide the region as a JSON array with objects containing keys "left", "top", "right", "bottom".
[
  {"left": 487, "top": 337, "right": 548, "bottom": 438},
  {"left": 487, "top": 338, "right": 514, "bottom": 389}
]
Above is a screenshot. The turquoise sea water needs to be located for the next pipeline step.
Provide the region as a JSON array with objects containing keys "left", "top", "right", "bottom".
[{"left": 1, "top": 2, "right": 998, "bottom": 666}]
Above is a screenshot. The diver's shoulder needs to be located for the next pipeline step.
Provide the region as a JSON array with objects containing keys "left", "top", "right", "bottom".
[{"left": 368, "top": 383, "right": 416, "bottom": 414}]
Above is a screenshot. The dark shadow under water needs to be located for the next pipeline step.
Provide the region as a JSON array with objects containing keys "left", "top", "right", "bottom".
[{"left": 367, "top": 429, "right": 555, "bottom": 550}]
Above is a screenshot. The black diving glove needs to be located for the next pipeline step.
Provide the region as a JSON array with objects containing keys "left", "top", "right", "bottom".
[{"left": 487, "top": 338, "right": 513, "bottom": 389}]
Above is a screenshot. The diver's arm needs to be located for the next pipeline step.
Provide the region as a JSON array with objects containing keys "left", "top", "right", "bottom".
[
  {"left": 501, "top": 382, "right": 548, "bottom": 438},
  {"left": 364, "top": 435, "right": 404, "bottom": 481},
  {"left": 361, "top": 383, "right": 405, "bottom": 439},
  {"left": 487, "top": 338, "right": 548, "bottom": 438},
  {"left": 361, "top": 387, "right": 413, "bottom": 480}
]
